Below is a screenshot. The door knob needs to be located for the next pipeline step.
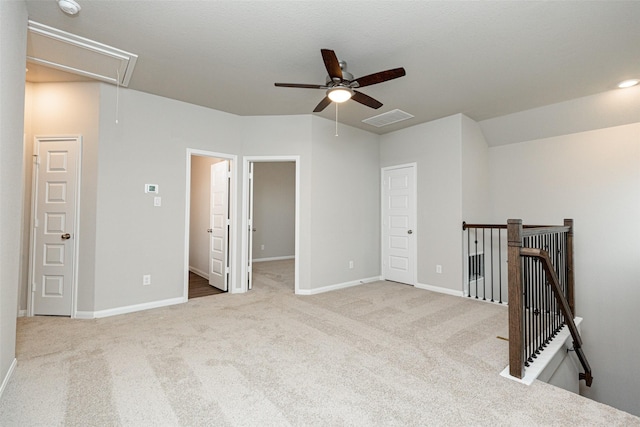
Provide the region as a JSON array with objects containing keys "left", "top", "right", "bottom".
[
  {"left": 61, "top": 233, "right": 71, "bottom": 240},
  {"left": 407, "top": 230, "right": 413, "bottom": 235}
]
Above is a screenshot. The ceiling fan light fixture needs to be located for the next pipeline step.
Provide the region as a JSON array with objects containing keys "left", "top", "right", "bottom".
[
  {"left": 327, "top": 87, "right": 353, "bottom": 103},
  {"left": 58, "top": 0, "right": 81, "bottom": 16}
]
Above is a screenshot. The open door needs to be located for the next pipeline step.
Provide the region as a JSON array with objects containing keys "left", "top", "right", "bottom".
[
  {"left": 247, "top": 162, "right": 254, "bottom": 290},
  {"left": 209, "top": 160, "right": 229, "bottom": 291}
]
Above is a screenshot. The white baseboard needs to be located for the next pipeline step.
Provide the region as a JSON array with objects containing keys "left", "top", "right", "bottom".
[
  {"left": 189, "top": 266, "right": 209, "bottom": 279},
  {"left": 74, "top": 311, "right": 95, "bottom": 319},
  {"left": 74, "top": 297, "right": 185, "bottom": 319},
  {"left": 415, "top": 282, "right": 465, "bottom": 298},
  {"left": 0, "top": 358, "right": 17, "bottom": 398},
  {"left": 17, "top": 310, "right": 27, "bottom": 317},
  {"left": 297, "top": 276, "right": 382, "bottom": 295},
  {"left": 253, "top": 255, "right": 295, "bottom": 263}
]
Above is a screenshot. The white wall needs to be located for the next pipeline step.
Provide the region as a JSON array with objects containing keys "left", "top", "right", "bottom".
[
  {"left": 0, "top": 0, "right": 27, "bottom": 394},
  {"left": 189, "top": 155, "right": 223, "bottom": 277},
  {"left": 252, "top": 162, "right": 295, "bottom": 261},
  {"left": 489, "top": 122, "right": 640, "bottom": 416},
  {"left": 380, "top": 114, "right": 463, "bottom": 292}
]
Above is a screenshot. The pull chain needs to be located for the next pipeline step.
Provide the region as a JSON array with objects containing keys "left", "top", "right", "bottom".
[
  {"left": 335, "top": 102, "right": 339, "bottom": 136},
  {"left": 115, "top": 69, "right": 120, "bottom": 124}
]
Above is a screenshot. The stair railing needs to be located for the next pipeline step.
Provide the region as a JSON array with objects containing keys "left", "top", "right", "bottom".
[{"left": 507, "top": 218, "right": 592, "bottom": 386}]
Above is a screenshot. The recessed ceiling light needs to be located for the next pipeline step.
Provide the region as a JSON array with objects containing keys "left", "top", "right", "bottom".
[
  {"left": 58, "top": 0, "right": 81, "bottom": 16},
  {"left": 617, "top": 79, "right": 639, "bottom": 89}
]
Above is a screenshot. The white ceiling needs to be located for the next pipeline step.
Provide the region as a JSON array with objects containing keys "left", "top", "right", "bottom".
[{"left": 24, "top": 1, "right": 640, "bottom": 135}]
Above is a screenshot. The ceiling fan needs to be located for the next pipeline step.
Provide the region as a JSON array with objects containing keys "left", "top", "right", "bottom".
[{"left": 274, "top": 49, "right": 406, "bottom": 112}]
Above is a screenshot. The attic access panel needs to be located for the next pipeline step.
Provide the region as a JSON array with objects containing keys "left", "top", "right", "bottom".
[{"left": 27, "top": 20, "right": 138, "bottom": 87}]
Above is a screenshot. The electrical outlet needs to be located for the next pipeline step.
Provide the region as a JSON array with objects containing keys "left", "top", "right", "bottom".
[
  {"left": 153, "top": 196, "right": 161, "bottom": 207},
  {"left": 349, "top": 260, "right": 354, "bottom": 269},
  {"left": 143, "top": 274, "right": 151, "bottom": 285},
  {"left": 436, "top": 265, "right": 442, "bottom": 274}
]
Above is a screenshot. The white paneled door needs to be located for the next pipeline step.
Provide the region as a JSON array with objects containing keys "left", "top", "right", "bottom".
[
  {"left": 209, "top": 161, "right": 230, "bottom": 291},
  {"left": 382, "top": 164, "right": 416, "bottom": 285},
  {"left": 30, "top": 136, "right": 81, "bottom": 316}
]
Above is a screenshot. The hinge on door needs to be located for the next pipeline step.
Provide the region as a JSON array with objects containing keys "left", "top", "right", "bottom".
[
  {"left": 249, "top": 172, "right": 253, "bottom": 179},
  {"left": 226, "top": 219, "right": 231, "bottom": 226},
  {"left": 32, "top": 154, "right": 40, "bottom": 166}
]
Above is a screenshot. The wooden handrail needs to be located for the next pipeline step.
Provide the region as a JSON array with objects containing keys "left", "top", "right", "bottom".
[
  {"left": 519, "top": 247, "right": 593, "bottom": 387},
  {"left": 462, "top": 222, "right": 560, "bottom": 231},
  {"left": 521, "top": 226, "right": 570, "bottom": 237}
]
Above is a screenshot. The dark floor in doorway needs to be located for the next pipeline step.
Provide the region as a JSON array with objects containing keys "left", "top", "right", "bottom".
[{"left": 189, "top": 272, "right": 225, "bottom": 299}]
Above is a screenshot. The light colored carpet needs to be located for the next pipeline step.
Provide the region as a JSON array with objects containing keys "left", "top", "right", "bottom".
[{"left": 1, "top": 260, "right": 638, "bottom": 426}]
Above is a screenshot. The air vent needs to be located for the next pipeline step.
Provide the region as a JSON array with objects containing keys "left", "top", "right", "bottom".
[
  {"left": 27, "top": 20, "right": 138, "bottom": 87},
  {"left": 362, "top": 109, "right": 414, "bottom": 127}
]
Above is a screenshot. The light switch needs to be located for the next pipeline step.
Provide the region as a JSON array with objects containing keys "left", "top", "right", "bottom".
[{"left": 154, "top": 196, "right": 161, "bottom": 207}]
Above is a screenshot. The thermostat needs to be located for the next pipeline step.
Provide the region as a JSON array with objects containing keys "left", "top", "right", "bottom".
[{"left": 145, "top": 184, "right": 159, "bottom": 194}]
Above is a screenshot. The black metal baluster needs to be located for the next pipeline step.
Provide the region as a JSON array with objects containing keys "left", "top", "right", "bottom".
[
  {"left": 499, "top": 229, "right": 503, "bottom": 304},
  {"left": 467, "top": 227, "right": 471, "bottom": 298},
  {"left": 474, "top": 228, "right": 479, "bottom": 299},
  {"left": 521, "top": 247, "right": 533, "bottom": 366},
  {"left": 482, "top": 228, "right": 486, "bottom": 300},
  {"left": 490, "top": 229, "right": 494, "bottom": 302}
]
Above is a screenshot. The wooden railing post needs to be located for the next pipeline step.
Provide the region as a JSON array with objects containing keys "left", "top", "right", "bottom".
[
  {"left": 564, "top": 219, "right": 575, "bottom": 316},
  {"left": 507, "top": 219, "right": 524, "bottom": 379}
]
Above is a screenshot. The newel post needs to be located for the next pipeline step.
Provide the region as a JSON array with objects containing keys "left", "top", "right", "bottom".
[
  {"left": 507, "top": 219, "right": 524, "bottom": 379},
  {"left": 564, "top": 219, "right": 575, "bottom": 316}
]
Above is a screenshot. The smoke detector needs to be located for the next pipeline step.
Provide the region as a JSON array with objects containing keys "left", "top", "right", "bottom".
[{"left": 58, "top": 0, "right": 81, "bottom": 16}]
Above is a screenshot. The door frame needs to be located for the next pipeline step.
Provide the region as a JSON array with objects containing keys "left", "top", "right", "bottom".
[
  {"left": 381, "top": 162, "right": 418, "bottom": 286},
  {"left": 184, "top": 149, "right": 238, "bottom": 298},
  {"left": 27, "top": 135, "right": 82, "bottom": 317},
  {"left": 241, "top": 156, "right": 300, "bottom": 294}
]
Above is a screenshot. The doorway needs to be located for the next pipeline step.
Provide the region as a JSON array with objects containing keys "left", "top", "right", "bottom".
[
  {"left": 185, "top": 149, "right": 237, "bottom": 299},
  {"left": 28, "top": 136, "right": 82, "bottom": 316},
  {"left": 242, "top": 156, "right": 300, "bottom": 293}
]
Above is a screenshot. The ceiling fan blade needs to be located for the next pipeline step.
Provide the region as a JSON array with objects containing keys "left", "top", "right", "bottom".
[
  {"left": 313, "top": 96, "right": 332, "bottom": 112},
  {"left": 352, "top": 91, "right": 383, "bottom": 109},
  {"left": 321, "top": 49, "right": 343, "bottom": 80},
  {"left": 353, "top": 67, "right": 406, "bottom": 88},
  {"left": 274, "top": 83, "right": 327, "bottom": 89}
]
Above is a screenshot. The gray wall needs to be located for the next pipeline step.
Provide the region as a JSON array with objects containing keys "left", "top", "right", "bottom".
[
  {"left": 310, "top": 116, "right": 381, "bottom": 287},
  {"left": 489, "top": 120, "right": 640, "bottom": 416},
  {"left": 95, "top": 85, "right": 241, "bottom": 308},
  {"left": 252, "top": 162, "right": 295, "bottom": 261},
  {"left": 380, "top": 114, "right": 463, "bottom": 292},
  {"left": 0, "top": 0, "right": 27, "bottom": 392},
  {"left": 20, "top": 86, "right": 381, "bottom": 310},
  {"left": 24, "top": 82, "right": 101, "bottom": 313},
  {"left": 461, "top": 115, "right": 490, "bottom": 222}
]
